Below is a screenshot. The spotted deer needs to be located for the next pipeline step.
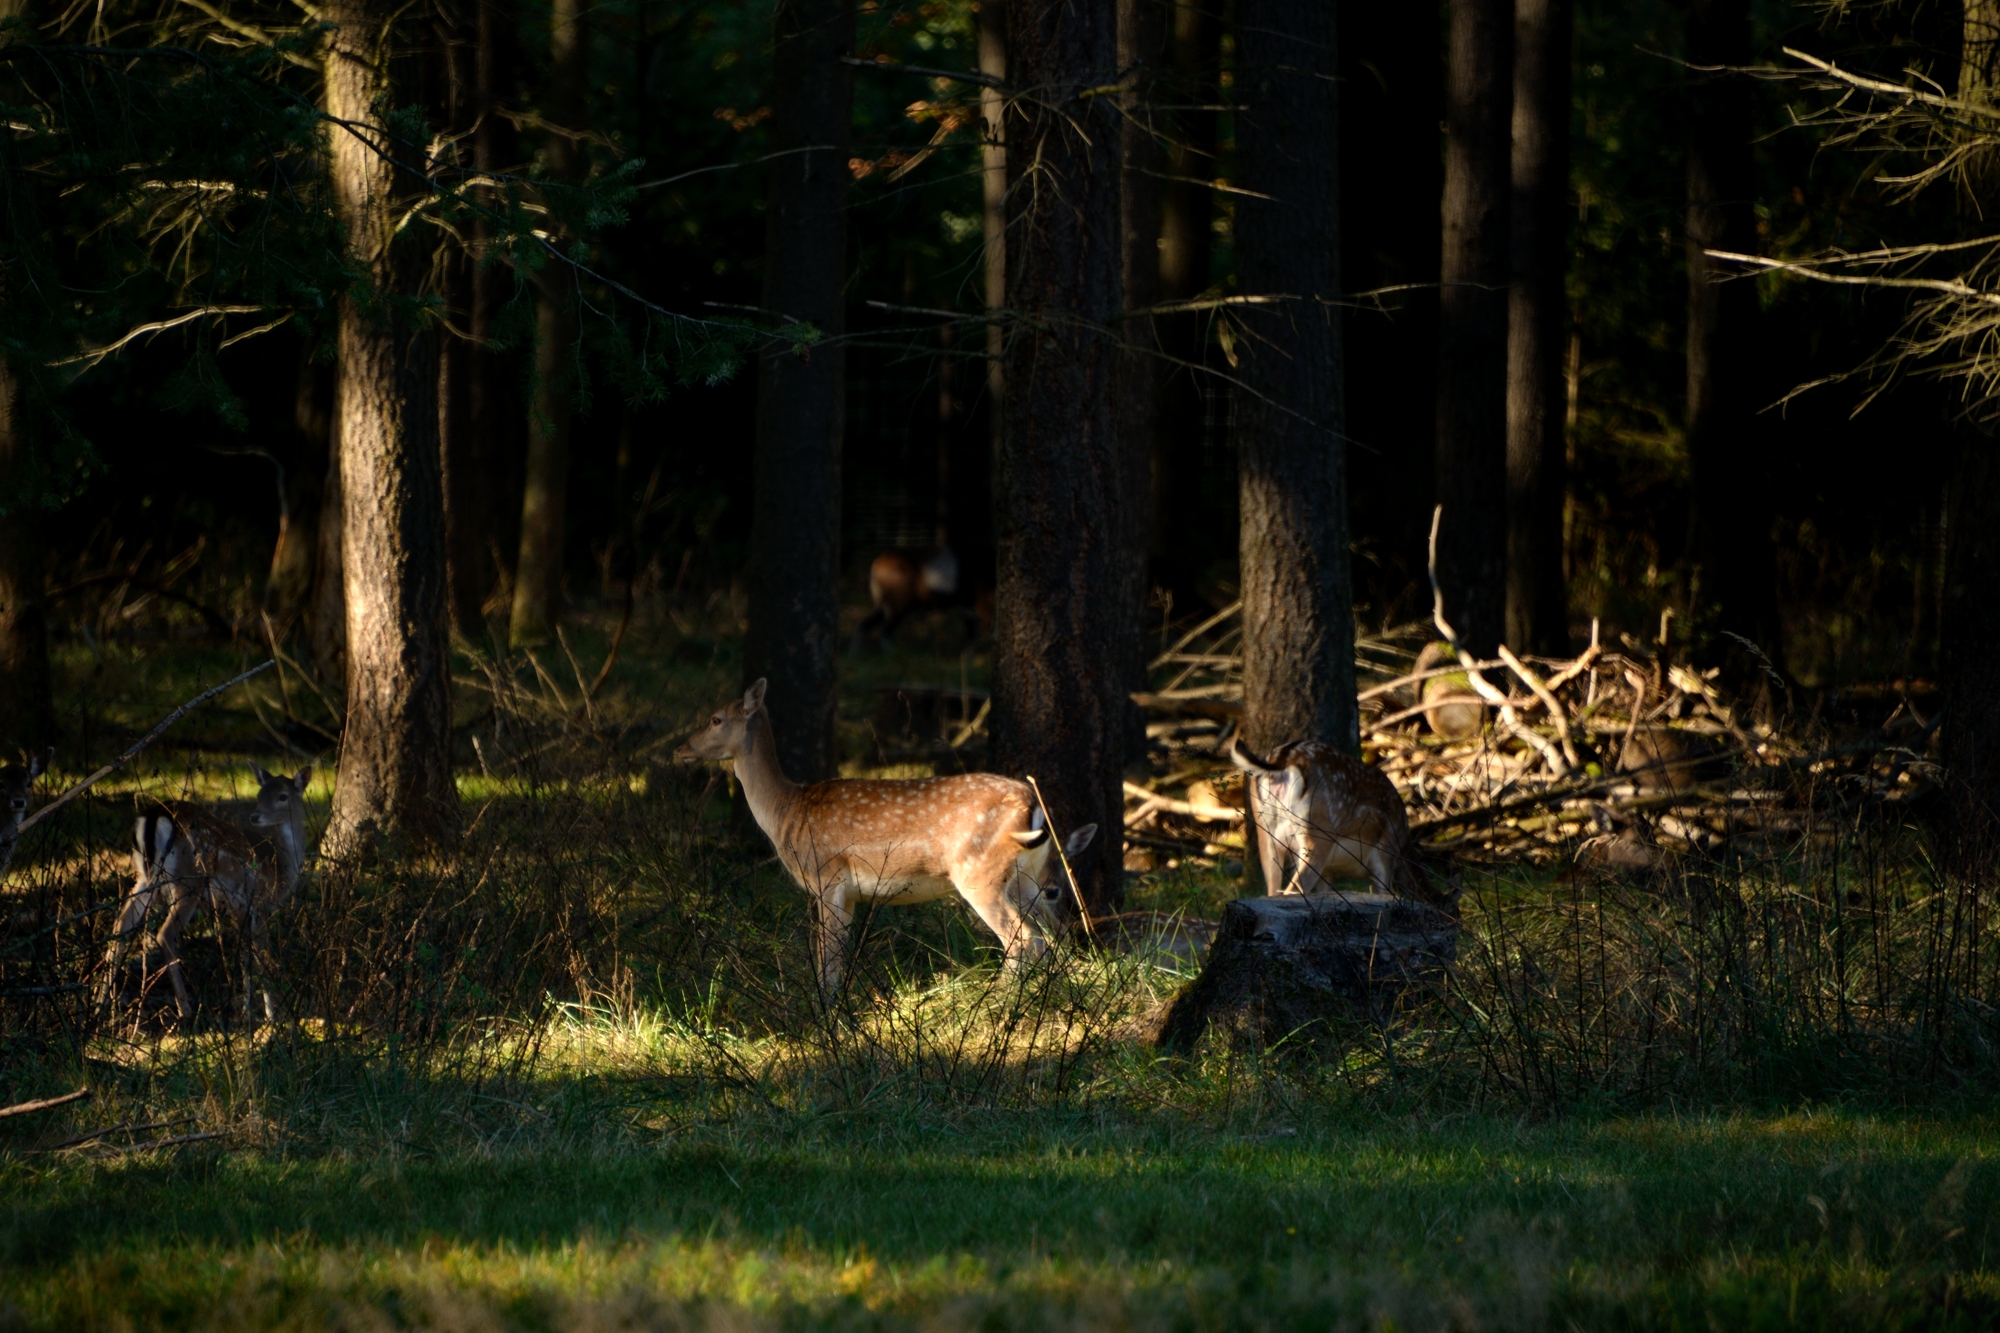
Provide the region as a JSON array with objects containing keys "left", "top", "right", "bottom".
[
  {"left": 98, "top": 765, "right": 313, "bottom": 1023},
  {"left": 0, "top": 748, "right": 51, "bottom": 877},
  {"left": 676, "top": 679, "right": 1096, "bottom": 994},
  {"left": 1229, "top": 738, "right": 1413, "bottom": 897}
]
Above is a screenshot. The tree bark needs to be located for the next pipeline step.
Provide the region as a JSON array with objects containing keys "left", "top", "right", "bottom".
[
  {"left": 1118, "top": 0, "right": 1165, "bottom": 757},
  {"left": 1233, "top": 0, "right": 1353, "bottom": 760},
  {"left": 980, "top": 0, "right": 1005, "bottom": 464},
  {"left": 1151, "top": 0, "right": 1219, "bottom": 588},
  {"left": 508, "top": 0, "right": 586, "bottom": 647},
  {"left": 994, "top": 0, "right": 1127, "bottom": 916},
  {"left": 323, "top": 0, "right": 460, "bottom": 855},
  {"left": 743, "top": 0, "right": 852, "bottom": 783},
  {"left": 1684, "top": 0, "right": 1780, "bottom": 666},
  {"left": 307, "top": 392, "right": 345, "bottom": 677},
  {"left": 1435, "top": 0, "right": 1512, "bottom": 658},
  {"left": 1505, "top": 0, "right": 1571, "bottom": 656},
  {"left": 436, "top": 0, "right": 486, "bottom": 640},
  {"left": 0, "top": 357, "right": 53, "bottom": 753}
]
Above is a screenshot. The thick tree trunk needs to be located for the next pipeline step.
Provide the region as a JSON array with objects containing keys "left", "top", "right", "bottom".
[
  {"left": 1118, "top": 0, "right": 1165, "bottom": 757},
  {"left": 307, "top": 398, "right": 345, "bottom": 677},
  {"left": 323, "top": 0, "right": 459, "bottom": 854},
  {"left": 743, "top": 0, "right": 852, "bottom": 783},
  {"left": 1505, "top": 0, "right": 1571, "bottom": 656},
  {"left": 0, "top": 358, "right": 53, "bottom": 753},
  {"left": 266, "top": 350, "right": 331, "bottom": 626},
  {"left": 509, "top": 0, "right": 586, "bottom": 647},
  {"left": 1435, "top": 0, "right": 1512, "bottom": 658},
  {"left": 994, "top": 0, "right": 1126, "bottom": 916},
  {"left": 1232, "top": 0, "right": 1353, "bottom": 762},
  {"left": 436, "top": 0, "right": 486, "bottom": 640},
  {"left": 1151, "top": 0, "right": 1219, "bottom": 588},
  {"left": 1685, "top": 0, "right": 1780, "bottom": 666},
  {"left": 1940, "top": 4, "right": 2000, "bottom": 855}
]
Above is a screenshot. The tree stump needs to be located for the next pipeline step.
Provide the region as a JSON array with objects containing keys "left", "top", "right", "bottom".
[{"left": 1156, "top": 892, "right": 1458, "bottom": 1051}]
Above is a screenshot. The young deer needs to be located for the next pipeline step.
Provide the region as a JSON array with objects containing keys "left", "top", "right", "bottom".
[
  {"left": 0, "top": 748, "right": 52, "bottom": 877},
  {"left": 677, "top": 679, "right": 1095, "bottom": 994},
  {"left": 98, "top": 765, "right": 313, "bottom": 1023},
  {"left": 1229, "top": 738, "right": 1413, "bottom": 897}
]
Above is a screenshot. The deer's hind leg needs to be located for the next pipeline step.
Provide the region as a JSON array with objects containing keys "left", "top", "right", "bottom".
[
  {"left": 153, "top": 883, "right": 207, "bottom": 1022},
  {"left": 98, "top": 873, "right": 162, "bottom": 1009}
]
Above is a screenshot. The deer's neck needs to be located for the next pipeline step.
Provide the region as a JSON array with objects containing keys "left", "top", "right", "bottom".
[
  {"left": 733, "top": 712, "right": 801, "bottom": 836},
  {"left": 271, "top": 816, "right": 309, "bottom": 888}
]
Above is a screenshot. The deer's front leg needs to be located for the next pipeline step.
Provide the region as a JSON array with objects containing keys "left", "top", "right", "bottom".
[{"left": 813, "top": 878, "right": 857, "bottom": 996}]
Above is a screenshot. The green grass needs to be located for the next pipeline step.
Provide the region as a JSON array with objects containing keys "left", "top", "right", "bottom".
[
  {"left": 3, "top": 1099, "right": 1996, "bottom": 1330},
  {"left": 7, "top": 609, "right": 2000, "bottom": 1331}
]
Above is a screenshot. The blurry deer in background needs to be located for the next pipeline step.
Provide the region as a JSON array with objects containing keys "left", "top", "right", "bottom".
[
  {"left": 852, "top": 545, "right": 993, "bottom": 648},
  {"left": 1230, "top": 738, "right": 1414, "bottom": 897},
  {"left": 98, "top": 764, "right": 313, "bottom": 1023},
  {"left": 677, "top": 678, "right": 1095, "bottom": 994},
  {"left": 0, "top": 748, "right": 51, "bottom": 877}
]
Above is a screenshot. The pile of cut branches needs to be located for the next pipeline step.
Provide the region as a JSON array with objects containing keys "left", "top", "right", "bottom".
[{"left": 1125, "top": 602, "right": 1940, "bottom": 873}]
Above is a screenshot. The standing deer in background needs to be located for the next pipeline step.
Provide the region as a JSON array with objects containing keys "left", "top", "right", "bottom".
[
  {"left": 0, "top": 748, "right": 52, "bottom": 876},
  {"left": 1229, "top": 738, "right": 1414, "bottom": 897},
  {"left": 677, "top": 679, "right": 1096, "bottom": 994},
  {"left": 98, "top": 765, "right": 314, "bottom": 1023}
]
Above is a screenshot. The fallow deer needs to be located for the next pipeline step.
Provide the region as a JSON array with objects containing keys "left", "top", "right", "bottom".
[
  {"left": 98, "top": 765, "right": 313, "bottom": 1023},
  {"left": 676, "top": 679, "right": 1095, "bottom": 994},
  {"left": 1229, "top": 737, "right": 1413, "bottom": 897},
  {"left": 0, "top": 748, "right": 51, "bottom": 877}
]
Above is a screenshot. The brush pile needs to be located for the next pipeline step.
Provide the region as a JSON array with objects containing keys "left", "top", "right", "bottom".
[{"left": 1128, "top": 602, "right": 1941, "bottom": 873}]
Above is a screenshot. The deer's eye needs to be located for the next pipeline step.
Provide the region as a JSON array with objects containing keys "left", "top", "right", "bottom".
[{"left": 711, "top": 715, "right": 722, "bottom": 727}]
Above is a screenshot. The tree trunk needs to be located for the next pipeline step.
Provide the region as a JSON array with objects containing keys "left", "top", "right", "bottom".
[
  {"left": 1505, "top": 0, "right": 1571, "bottom": 656},
  {"left": 466, "top": 0, "right": 520, "bottom": 629},
  {"left": 980, "top": 0, "right": 1005, "bottom": 462},
  {"left": 1435, "top": 0, "right": 1512, "bottom": 658},
  {"left": 1233, "top": 0, "right": 1353, "bottom": 762},
  {"left": 0, "top": 357, "right": 53, "bottom": 754},
  {"left": 307, "top": 393, "right": 345, "bottom": 677},
  {"left": 323, "top": 0, "right": 459, "bottom": 855},
  {"left": 1118, "top": 0, "right": 1165, "bottom": 758},
  {"left": 1151, "top": 0, "right": 1219, "bottom": 590},
  {"left": 994, "top": 0, "right": 1126, "bottom": 917},
  {"left": 1940, "top": 3, "right": 2000, "bottom": 856},
  {"left": 743, "top": 0, "right": 852, "bottom": 783},
  {"left": 1685, "top": 0, "right": 1780, "bottom": 667},
  {"left": 436, "top": 0, "right": 486, "bottom": 640},
  {"left": 509, "top": 0, "right": 586, "bottom": 648},
  {"left": 266, "top": 349, "right": 331, "bottom": 627}
]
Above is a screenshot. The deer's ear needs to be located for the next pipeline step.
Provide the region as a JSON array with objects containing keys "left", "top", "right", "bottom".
[
  {"left": 743, "top": 678, "right": 768, "bottom": 715},
  {"left": 251, "top": 763, "right": 273, "bottom": 786},
  {"left": 293, "top": 767, "right": 313, "bottom": 792},
  {"left": 29, "top": 748, "right": 50, "bottom": 778},
  {"left": 1064, "top": 823, "right": 1098, "bottom": 857}
]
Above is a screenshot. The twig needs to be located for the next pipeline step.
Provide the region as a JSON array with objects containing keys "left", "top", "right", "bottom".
[
  {"left": 1121, "top": 780, "right": 1244, "bottom": 822},
  {"left": 0, "top": 1088, "right": 90, "bottom": 1120},
  {"left": 31, "top": 1117, "right": 193, "bottom": 1152},
  {"left": 15, "top": 661, "right": 275, "bottom": 837},
  {"left": 1026, "top": 775, "right": 1095, "bottom": 939},
  {"left": 839, "top": 54, "right": 1005, "bottom": 89}
]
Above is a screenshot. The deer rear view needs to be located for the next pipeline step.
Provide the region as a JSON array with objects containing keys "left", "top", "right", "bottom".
[
  {"left": 99, "top": 764, "right": 313, "bottom": 1023},
  {"left": 1230, "top": 738, "right": 1412, "bottom": 896},
  {"left": 677, "top": 679, "right": 1094, "bottom": 994}
]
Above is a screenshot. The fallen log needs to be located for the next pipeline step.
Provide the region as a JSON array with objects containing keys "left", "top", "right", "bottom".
[{"left": 1157, "top": 893, "right": 1457, "bottom": 1051}]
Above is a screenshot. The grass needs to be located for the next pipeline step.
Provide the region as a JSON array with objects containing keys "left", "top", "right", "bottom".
[{"left": 4, "top": 602, "right": 2000, "bottom": 1330}]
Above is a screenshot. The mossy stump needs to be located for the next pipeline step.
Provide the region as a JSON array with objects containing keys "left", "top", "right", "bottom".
[{"left": 1156, "top": 893, "right": 1458, "bottom": 1051}]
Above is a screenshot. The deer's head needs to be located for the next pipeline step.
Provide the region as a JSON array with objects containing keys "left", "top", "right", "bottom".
[
  {"left": 1008, "top": 815, "right": 1098, "bottom": 922},
  {"left": 676, "top": 678, "right": 768, "bottom": 764},
  {"left": 247, "top": 764, "right": 312, "bottom": 838},
  {"left": 0, "top": 748, "right": 51, "bottom": 832}
]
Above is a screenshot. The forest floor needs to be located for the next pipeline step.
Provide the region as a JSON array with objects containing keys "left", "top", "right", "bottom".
[{"left": 1, "top": 600, "right": 1995, "bottom": 1331}]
